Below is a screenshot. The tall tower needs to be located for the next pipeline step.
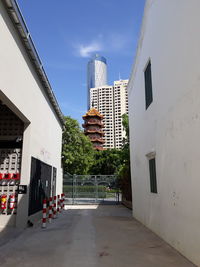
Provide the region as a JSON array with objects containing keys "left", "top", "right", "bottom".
[
  {"left": 87, "top": 54, "right": 107, "bottom": 109},
  {"left": 82, "top": 107, "right": 105, "bottom": 151}
]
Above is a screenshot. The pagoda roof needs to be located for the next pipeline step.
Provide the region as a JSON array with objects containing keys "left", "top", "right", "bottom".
[
  {"left": 84, "top": 129, "right": 105, "bottom": 136},
  {"left": 83, "top": 107, "right": 103, "bottom": 119},
  {"left": 82, "top": 121, "right": 104, "bottom": 128},
  {"left": 90, "top": 138, "right": 105, "bottom": 143}
]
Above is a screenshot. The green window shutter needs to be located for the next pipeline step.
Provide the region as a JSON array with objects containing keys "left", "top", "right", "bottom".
[
  {"left": 149, "top": 158, "right": 157, "bottom": 193},
  {"left": 144, "top": 61, "right": 153, "bottom": 109}
]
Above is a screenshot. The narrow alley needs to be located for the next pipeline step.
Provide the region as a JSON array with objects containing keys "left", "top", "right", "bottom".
[{"left": 0, "top": 205, "right": 194, "bottom": 267}]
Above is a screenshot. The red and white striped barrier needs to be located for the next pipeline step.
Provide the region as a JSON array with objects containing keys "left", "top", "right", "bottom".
[
  {"left": 61, "top": 193, "right": 65, "bottom": 210},
  {"left": 63, "top": 193, "right": 65, "bottom": 209},
  {"left": 60, "top": 194, "right": 63, "bottom": 211},
  {"left": 57, "top": 195, "right": 60, "bottom": 214},
  {"left": 49, "top": 197, "right": 53, "bottom": 223},
  {"left": 59, "top": 195, "right": 62, "bottom": 212},
  {"left": 42, "top": 199, "right": 47, "bottom": 228},
  {"left": 60, "top": 194, "right": 62, "bottom": 212},
  {"left": 53, "top": 195, "right": 57, "bottom": 219},
  {"left": 41, "top": 194, "right": 64, "bottom": 228}
]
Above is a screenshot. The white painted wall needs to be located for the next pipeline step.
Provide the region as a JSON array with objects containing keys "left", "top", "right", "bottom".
[
  {"left": 128, "top": 0, "right": 200, "bottom": 265},
  {"left": 0, "top": 2, "right": 63, "bottom": 228}
]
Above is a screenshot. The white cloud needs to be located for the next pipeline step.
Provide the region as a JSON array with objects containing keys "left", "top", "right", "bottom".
[
  {"left": 74, "top": 31, "right": 133, "bottom": 58},
  {"left": 78, "top": 41, "right": 103, "bottom": 58}
]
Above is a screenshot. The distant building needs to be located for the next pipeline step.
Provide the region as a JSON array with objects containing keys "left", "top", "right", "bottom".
[
  {"left": 82, "top": 108, "right": 105, "bottom": 151},
  {"left": 90, "top": 79, "right": 129, "bottom": 149},
  {"left": 113, "top": 80, "right": 129, "bottom": 148},
  {"left": 87, "top": 54, "right": 107, "bottom": 109},
  {"left": 128, "top": 0, "right": 200, "bottom": 265}
]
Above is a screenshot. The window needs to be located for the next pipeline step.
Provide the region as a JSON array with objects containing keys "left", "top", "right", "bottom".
[
  {"left": 149, "top": 158, "right": 157, "bottom": 193},
  {"left": 144, "top": 60, "right": 153, "bottom": 109}
]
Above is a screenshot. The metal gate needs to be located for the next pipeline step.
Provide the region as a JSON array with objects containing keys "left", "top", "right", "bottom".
[
  {"left": 29, "top": 157, "right": 52, "bottom": 215},
  {"left": 63, "top": 174, "right": 121, "bottom": 204}
]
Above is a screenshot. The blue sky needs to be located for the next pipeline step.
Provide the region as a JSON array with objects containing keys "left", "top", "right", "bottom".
[{"left": 17, "top": 0, "right": 146, "bottom": 123}]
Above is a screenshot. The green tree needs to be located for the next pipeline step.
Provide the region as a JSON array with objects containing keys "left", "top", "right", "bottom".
[
  {"left": 62, "top": 116, "right": 94, "bottom": 175},
  {"left": 118, "top": 114, "right": 132, "bottom": 201},
  {"left": 89, "top": 149, "right": 122, "bottom": 175},
  {"left": 89, "top": 114, "right": 130, "bottom": 177},
  {"left": 122, "top": 113, "right": 129, "bottom": 143}
]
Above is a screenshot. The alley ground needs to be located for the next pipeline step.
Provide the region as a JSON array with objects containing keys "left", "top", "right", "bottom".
[{"left": 0, "top": 205, "right": 195, "bottom": 267}]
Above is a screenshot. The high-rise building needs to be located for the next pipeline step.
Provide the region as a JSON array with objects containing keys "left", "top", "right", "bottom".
[
  {"left": 113, "top": 80, "right": 129, "bottom": 148},
  {"left": 90, "top": 79, "right": 129, "bottom": 149},
  {"left": 87, "top": 54, "right": 107, "bottom": 109}
]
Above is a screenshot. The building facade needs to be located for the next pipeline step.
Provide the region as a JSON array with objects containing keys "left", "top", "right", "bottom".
[
  {"left": 113, "top": 80, "right": 129, "bottom": 149},
  {"left": 0, "top": 0, "right": 63, "bottom": 229},
  {"left": 87, "top": 54, "right": 107, "bottom": 109},
  {"left": 90, "top": 79, "right": 128, "bottom": 149},
  {"left": 128, "top": 0, "right": 200, "bottom": 265},
  {"left": 82, "top": 108, "right": 105, "bottom": 151}
]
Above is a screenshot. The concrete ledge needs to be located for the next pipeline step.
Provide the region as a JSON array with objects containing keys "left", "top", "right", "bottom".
[
  {"left": 28, "top": 211, "right": 42, "bottom": 227},
  {"left": 122, "top": 199, "right": 132, "bottom": 209}
]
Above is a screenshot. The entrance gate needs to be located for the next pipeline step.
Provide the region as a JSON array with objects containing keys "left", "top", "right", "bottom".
[{"left": 63, "top": 174, "right": 121, "bottom": 204}]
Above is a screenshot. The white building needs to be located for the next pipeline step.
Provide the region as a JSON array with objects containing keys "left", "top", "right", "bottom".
[
  {"left": 0, "top": 0, "right": 63, "bottom": 229},
  {"left": 90, "top": 79, "right": 128, "bottom": 149},
  {"left": 128, "top": 0, "right": 200, "bottom": 265},
  {"left": 87, "top": 55, "right": 107, "bottom": 109},
  {"left": 113, "top": 80, "right": 129, "bottom": 149}
]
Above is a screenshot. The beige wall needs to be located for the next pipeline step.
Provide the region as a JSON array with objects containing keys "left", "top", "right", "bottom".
[
  {"left": 128, "top": 0, "right": 200, "bottom": 265},
  {"left": 0, "top": 2, "right": 63, "bottom": 228}
]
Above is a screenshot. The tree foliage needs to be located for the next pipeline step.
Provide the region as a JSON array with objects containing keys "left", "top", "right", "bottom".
[
  {"left": 118, "top": 113, "right": 132, "bottom": 201},
  {"left": 122, "top": 113, "right": 129, "bottom": 143},
  {"left": 62, "top": 113, "right": 132, "bottom": 203},
  {"left": 89, "top": 149, "right": 123, "bottom": 175},
  {"left": 62, "top": 116, "right": 94, "bottom": 175}
]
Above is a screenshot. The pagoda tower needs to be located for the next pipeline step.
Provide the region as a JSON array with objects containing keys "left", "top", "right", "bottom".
[{"left": 82, "top": 107, "right": 105, "bottom": 150}]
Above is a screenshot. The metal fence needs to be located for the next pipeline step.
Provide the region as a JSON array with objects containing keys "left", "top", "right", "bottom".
[{"left": 63, "top": 174, "right": 121, "bottom": 204}]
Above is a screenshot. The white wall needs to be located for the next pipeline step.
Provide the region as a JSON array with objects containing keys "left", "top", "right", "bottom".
[
  {"left": 128, "top": 0, "right": 200, "bottom": 265},
  {"left": 0, "top": 2, "right": 63, "bottom": 228}
]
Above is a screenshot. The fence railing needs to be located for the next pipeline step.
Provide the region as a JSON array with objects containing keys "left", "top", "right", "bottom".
[{"left": 63, "top": 174, "right": 121, "bottom": 204}]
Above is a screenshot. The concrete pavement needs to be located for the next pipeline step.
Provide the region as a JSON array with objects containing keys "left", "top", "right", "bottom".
[{"left": 0, "top": 205, "right": 195, "bottom": 267}]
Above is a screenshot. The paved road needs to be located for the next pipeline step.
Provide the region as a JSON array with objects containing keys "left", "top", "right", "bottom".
[{"left": 0, "top": 205, "right": 195, "bottom": 267}]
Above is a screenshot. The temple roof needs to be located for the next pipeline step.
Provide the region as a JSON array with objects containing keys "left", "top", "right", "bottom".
[
  {"left": 90, "top": 138, "right": 105, "bottom": 143},
  {"left": 82, "top": 121, "right": 104, "bottom": 128},
  {"left": 84, "top": 129, "right": 105, "bottom": 136},
  {"left": 82, "top": 107, "right": 103, "bottom": 119}
]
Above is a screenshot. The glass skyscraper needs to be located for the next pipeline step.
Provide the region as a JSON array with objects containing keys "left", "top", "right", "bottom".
[{"left": 87, "top": 54, "right": 107, "bottom": 109}]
